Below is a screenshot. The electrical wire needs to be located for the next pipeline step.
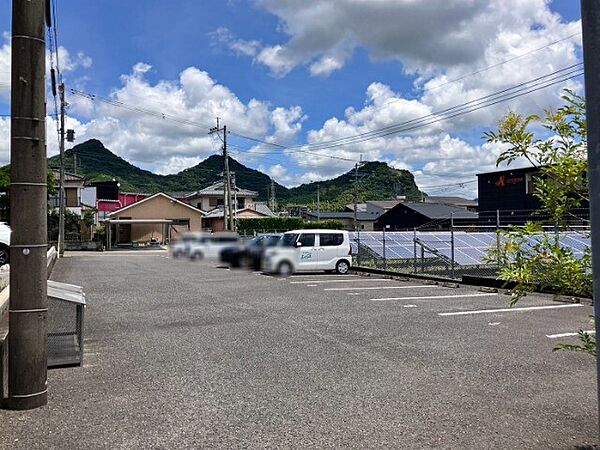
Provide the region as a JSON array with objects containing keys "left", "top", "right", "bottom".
[{"left": 70, "top": 65, "right": 583, "bottom": 163}]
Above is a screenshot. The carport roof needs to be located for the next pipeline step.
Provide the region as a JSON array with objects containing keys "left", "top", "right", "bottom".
[{"left": 103, "top": 219, "right": 173, "bottom": 224}]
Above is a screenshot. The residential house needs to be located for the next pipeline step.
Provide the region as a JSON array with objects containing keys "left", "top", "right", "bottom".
[
  {"left": 49, "top": 170, "right": 86, "bottom": 217},
  {"left": 203, "top": 203, "right": 274, "bottom": 232},
  {"left": 302, "top": 211, "right": 378, "bottom": 231},
  {"left": 184, "top": 181, "right": 257, "bottom": 211},
  {"left": 106, "top": 192, "right": 204, "bottom": 247},
  {"left": 424, "top": 196, "right": 478, "bottom": 212},
  {"left": 375, "top": 202, "right": 478, "bottom": 230}
]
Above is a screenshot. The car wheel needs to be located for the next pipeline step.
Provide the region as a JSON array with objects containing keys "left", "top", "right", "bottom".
[
  {"left": 277, "top": 261, "right": 293, "bottom": 276},
  {"left": 0, "top": 246, "right": 9, "bottom": 266},
  {"left": 335, "top": 259, "right": 350, "bottom": 274}
]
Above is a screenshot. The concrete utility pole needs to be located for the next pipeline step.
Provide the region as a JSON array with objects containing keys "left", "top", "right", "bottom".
[
  {"left": 223, "top": 126, "right": 234, "bottom": 231},
  {"left": 7, "top": 0, "right": 48, "bottom": 410},
  {"left": 209, "top": 119, "right": 234, "bottom": 231},
  {"left": 353, "top": 158, "right": 365, "bottom": 231},
  {"left": 270, "top": 177, "right": 276, "bottom": 212},
  {"left": 58, "top": 83, "right": 65, "bottom": 256},
  {"left": 581, "top": 0, "right": 600, "bottom": 439},
  {"left": 317, "top": 181, "right": 320, "bottom": 221}
]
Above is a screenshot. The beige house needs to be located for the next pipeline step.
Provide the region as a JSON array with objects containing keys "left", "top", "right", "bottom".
[
  {"left": 203, "top": 203, "right": 274, "bottom": 232},
  {"left": 49, "top": 170, "right": 86, "bottom": 217},
  {"left": 184, "top": 181, "right": 258, "bottom": 211},
  {"left": 107, "top": 192, "right": 204, "bottom": 247}
]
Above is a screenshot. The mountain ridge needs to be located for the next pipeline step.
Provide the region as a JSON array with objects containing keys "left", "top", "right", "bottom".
[{"left": 47, "top": 139, "right": 423, "bottom": 208}]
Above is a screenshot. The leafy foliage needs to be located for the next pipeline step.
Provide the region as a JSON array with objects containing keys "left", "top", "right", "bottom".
[
  {"left": 485, "top": 90, "right": 594, "bottom": 356},
  {"left": 237, "top": 217, "right": 343, "bottom": 233},
  {"left": 553, "top": 329, "right": 597, "bottom": 357}
]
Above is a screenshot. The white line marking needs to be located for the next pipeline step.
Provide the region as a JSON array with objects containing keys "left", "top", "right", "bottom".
[
  {"left": 488, "top": 322, "right": 501, "bottom": 326},
  {"left": 370, "top": 293, "right": 497, "bottom": 302},
  {"left": 439, "top": 303, "right": 583, "bottom": 316},
  {"left": 325, "top": 285, "right": 434, "bottom": 291},
  {"left": 290, "top": 274, "right": 358, "bottom": 278},
  {"left": 546, "top": 330, "right": 595, "bottom": 339},
  {"left": 307, "top": 284, "right": 318, "bottom": 287},
  {"left": 403, "top": 304, "right": 417, "bottom": 308},
  {"left": 291, "top": 279, "right": 392, "bottom": 284},
  {"left": 347, "top": 293, "right": 361, "bottom": 296}
]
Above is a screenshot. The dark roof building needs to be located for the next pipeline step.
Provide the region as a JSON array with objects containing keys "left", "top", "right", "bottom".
[
  {"left": 424, "top": 196, "right": 478, "bottom": 211},
  {"left": 375, "top": 202, "right": 478, "bottom": 230}
]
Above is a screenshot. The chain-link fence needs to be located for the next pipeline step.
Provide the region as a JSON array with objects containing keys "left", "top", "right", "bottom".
[{"left": 351, "top": 208, "right": 590, "bottom": 281}]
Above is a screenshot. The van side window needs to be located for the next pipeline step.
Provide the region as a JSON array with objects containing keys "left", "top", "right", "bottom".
[
  {"left": 298, "top": 233, "right": 316, "bottom": 247},
  {"left": 320, "top": 233, "right": 344, "bottom": 246}
]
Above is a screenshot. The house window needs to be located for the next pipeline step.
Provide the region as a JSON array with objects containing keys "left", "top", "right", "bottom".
[
  {"left": 209, "top": 197, "right": 224, "bottom": 207},
  {"left": 66, "top": 188, "right": 79, "bottom": 207}
]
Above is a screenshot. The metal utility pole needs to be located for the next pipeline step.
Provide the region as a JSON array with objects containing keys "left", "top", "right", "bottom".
[
  {"left": 58, "top": 83, "right": 65, "bottom": 256},
  {"left": 7, "top": 0, "right": 48, "bottom": 410},
  {"left": 581, "top": 0, "right": 600, "bottom": 439}
]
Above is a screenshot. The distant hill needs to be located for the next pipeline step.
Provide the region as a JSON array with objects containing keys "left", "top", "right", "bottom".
[{"left": 46, "top": 139, "right": 422, "bottom": 206}]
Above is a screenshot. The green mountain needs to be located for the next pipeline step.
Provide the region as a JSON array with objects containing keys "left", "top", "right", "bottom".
[
  {"left": 283, "top": 161, "right": 422, "bottom": 210},
  {"left": 46, "top": 139, "right": 422, "bottom": 207}
]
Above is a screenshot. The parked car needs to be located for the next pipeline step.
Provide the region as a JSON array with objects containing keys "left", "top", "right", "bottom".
[
  {"left": 262, "top": 229, "right": 352, "bottom": 275},
  {"left": 189, "top": 232, "right": 239, "bottom": 260},
  {"left": 170, "top": 232, "right": 205, "bottom": 258},
  {"left": 220, "top": 233, "right": 282, "bottom": 269},
  {"left": 0, "top": 222, "right": 11, "bottom": 266}
]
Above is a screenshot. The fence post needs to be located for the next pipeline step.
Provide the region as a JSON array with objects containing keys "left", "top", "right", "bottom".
[
  {"left": 382, "top": 226, "right": 387, "bottom": 270},
  {"left": 357, "top": 229, "right": 361, "bottom": 266},
  {"left": 496, "top": 210, "right": 501, "bottom": 270},
  {"left": 450, "top": 213, "right": 455, "bottom": 279},
  {"left": 413, "top": 228, "right": 417, "bottom": 274}
]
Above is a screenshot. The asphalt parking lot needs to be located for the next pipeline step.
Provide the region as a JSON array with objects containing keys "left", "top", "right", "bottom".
[{"left": 0, "top": 250, "right": 597, "bottom": 449}]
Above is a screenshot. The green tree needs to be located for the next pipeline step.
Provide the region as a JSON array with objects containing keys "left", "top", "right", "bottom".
[{"left": 485, "top": 89, "right": 594, "bottom": 355}]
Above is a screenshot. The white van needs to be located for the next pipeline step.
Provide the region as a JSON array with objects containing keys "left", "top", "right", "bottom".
[
  {"left": 188, "top": 232, "right": 240, "bottom": 260},
  {"left": 262, "top": 229, "right": 352, "bottom": 275}
]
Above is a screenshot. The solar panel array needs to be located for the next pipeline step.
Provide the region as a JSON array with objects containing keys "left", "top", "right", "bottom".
[{"left": 351, "top": 231, "right": 590, "bottom": 266}]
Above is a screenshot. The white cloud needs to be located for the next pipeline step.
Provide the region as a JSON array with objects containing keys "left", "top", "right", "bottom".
[
  {"left": 244, "top": 0, "right": 578, "bottom": 79},
  {"left": 0, "top": 34, "right": 93, "bottom": 102}
]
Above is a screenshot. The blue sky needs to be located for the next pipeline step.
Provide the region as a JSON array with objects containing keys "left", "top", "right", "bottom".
[{"left": 0, "top": 1, "right": 583, "bottom": 196}]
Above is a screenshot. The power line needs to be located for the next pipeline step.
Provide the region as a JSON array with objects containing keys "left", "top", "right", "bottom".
[
  {"left": 367, "top": 31, "right": 582, "bottom": 114},
  {"left": 280, "top": 64, "right": 583, "bottom": 151},
  {"left": 70, "top": 65, "right": 583, "bottom": 163}
]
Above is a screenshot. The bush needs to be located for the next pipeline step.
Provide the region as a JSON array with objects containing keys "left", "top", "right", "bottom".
[{"left": 237, "top": 217, "right": 344, "bottom": 233}]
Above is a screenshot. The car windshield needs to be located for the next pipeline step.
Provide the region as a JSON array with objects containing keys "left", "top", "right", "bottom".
[
  {"left": 280, "top": 234, "right": 299, "bottom": 247},
  {"left": 247, "top": 236, "right": 264, "bottom": 247},
  {"left": 265, "top": 236, "right": 282, "bottom": 246}
]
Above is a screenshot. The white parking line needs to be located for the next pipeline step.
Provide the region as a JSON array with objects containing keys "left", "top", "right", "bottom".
[
  {"left": 439, "top": 303, "right": 583, "bottom": 316},
  {"left": 325, "top": 285, "right": 434, "bottom": 291},
  {"left": 370, "top": 293, "right": 497, "bottom": 302},
  {"left": 290, "top": 274, "right": 358, "bottom": 278},
  {"left": 291, "top": 279, "right": 392, "bottom": 284},
  {"left": 546, "top": 330, "right": 595, "bottom": 339}
]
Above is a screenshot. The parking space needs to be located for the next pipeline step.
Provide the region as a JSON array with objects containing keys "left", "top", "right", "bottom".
[{"left": 2, "top": 252, "right": 595, "bottom": 449}]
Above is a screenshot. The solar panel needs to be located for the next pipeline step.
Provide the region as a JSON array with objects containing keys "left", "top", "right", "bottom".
[{"left": 351, "top": 230, "right": 590, "bottom": 266}]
